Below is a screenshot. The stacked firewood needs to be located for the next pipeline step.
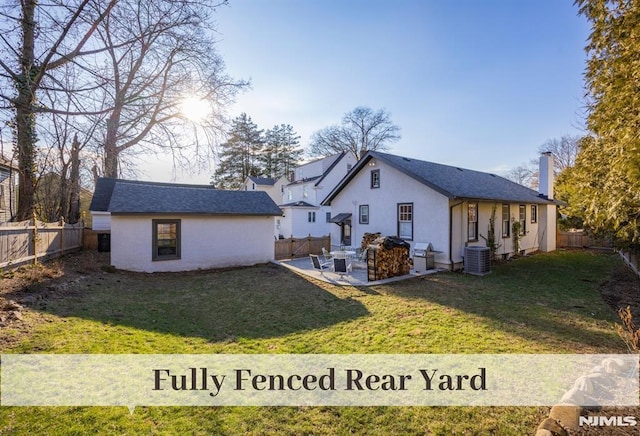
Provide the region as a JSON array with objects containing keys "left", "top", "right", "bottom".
[
  {"left": 367, "top": 236, "right": 411, "bottom": 280},
  {"left": 360, "top": 232, "right": 381, "bottom": 252}
]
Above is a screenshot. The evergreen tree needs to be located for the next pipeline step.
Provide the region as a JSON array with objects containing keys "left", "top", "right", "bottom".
[
  {"left": 573, "top": 1, "right": 640, "bottom": 244},
  {"left": 213, "top": 113, "right": 264, "bottom": 189},
  {"left": 261, "top": 124, "right": 303, "bottom": 178}
]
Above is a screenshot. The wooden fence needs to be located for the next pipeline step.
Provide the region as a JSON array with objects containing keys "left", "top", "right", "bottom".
[
  {"left": 618, "top": 249, "right": 640, "bottom": 277},
  {"left": 275, "top": 235, "right": 330, "bottom": 260},
  {"left": 556, "top": 230, "right": 613, "bottom": 249},
  {"left": 0, "top": 220, "right": 84, "bottom": 269}
]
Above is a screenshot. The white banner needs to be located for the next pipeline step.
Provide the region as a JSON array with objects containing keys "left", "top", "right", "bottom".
[{"left": 1, "top": 354, "right": 637, "bottom": 408}]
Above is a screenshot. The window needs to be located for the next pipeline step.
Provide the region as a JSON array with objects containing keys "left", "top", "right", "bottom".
[
  {"left": 0, "top": 185, "right": 4, "bottom": 209},
  {"left": 347, "top": 164, "right": 353, "bottom": 172},
  {"left": 371, "top": 169, "right": 380, "bottom": 188},
  {"left": 326, "top": 212, "right": 331, "bottom": 222},
  {"left": 359, "top": 205, "right": 370, "bottom": 224},
  {"left": 501, "top": 204, "right": 510, "bottom": 238},
  {"left": 519, "top": 205, "right": 526, "bottom": 235},
  {"left": 531, "top": 205, "right": 538, "bottom": 223},
  {"left": 152, "top": 219, "right": 180, "bottom": 261},
  {"left": 287, "top": 189, "right": 292, "bottom": 201},
  {"left": 398, "top": 203, "right": 413, "bottom": 240},
  {"left": 303, "top": 186, "right": 308, "bottom": 198},
  {"left": 468, "top": 203, "right": 478, "bottom": 241},
  {"left": 308, "top": 211, "right": 316, "bottom": 223}
]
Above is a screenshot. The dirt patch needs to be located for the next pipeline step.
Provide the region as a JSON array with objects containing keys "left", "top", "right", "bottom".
[
  {"left": 0, "top": 250, "right": 112, "bottom": 334},
  {"left": 599, "top": 262, "right": 640, "bottom": 320}
]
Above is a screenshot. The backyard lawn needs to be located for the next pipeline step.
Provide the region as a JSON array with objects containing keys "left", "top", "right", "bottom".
[{"left": 0, "top": 250, "right": 633, "bottom": 434}]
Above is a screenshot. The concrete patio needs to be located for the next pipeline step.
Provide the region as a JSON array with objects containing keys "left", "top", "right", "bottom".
[{"left": 275, "top": 256, "right": 441, "bottom": 286}]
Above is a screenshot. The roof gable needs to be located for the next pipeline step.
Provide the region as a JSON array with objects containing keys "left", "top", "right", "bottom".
[{"left": 323, "top": 151, "right": 554, "bottom": 205}]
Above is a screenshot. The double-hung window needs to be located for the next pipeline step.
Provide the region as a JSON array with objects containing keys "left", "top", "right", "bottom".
[
  {"left": 308, "top": 211, "right": 316, "bottom": 223},
  {"left": 502, "top": 204, "right": 510, "bottom": 238},
  {"left": 519, "top": 205, "right": 526, "bottom": 235},
  {"left": 531, "top": 205, "right": 538, "bottom": 223},
  {"left": 398, "top": 203, "right": 413, "bottom": 240},
  {"left": 152, "top": 219, "right": 181, "bottom": 261},
  {"left": 359, "top": 205, "right": 370, "bottom": 224},
  {"left": 468, "top": 203, "right": 478, "bottom": 241}
]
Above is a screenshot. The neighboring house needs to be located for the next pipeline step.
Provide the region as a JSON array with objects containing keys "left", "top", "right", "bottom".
[
  {"left": 242, "top": 176, "right": 287, "bottom": 207},
  {"left": 279, "top": 152, "right": 357, "bottom": 238},
  {"left": 322, "top": 151, "right": 558, "bottom": 270},
  {"left": 90, "top": 178, "right": 282, "bottom": 272},
  {"left": 0, "top": 156, "right": 16, "bottom": 223}
]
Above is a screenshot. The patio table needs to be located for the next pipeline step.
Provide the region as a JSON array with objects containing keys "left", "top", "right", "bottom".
[{"left": 330, "top": 250, "right": 356, "bottom": 259}]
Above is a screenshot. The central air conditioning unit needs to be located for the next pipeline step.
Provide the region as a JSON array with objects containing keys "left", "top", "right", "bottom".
[{"left": 464, "top": 246, "right": 491, "bottom": 276}]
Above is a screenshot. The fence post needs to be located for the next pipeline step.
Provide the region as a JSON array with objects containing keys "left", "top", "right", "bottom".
[
  {"left": 60, "top": 218, "right": 65, "bottom": 253},
  {"left": 31, "top": 215, "right": 38, "bottom": 265}
]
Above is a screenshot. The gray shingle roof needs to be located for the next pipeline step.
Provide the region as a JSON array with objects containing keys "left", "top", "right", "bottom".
[
  {"left": 323, "top": 151, "right": 555, "bottom": 205},
  {"left": 248, "top": 176, "right": 277, "bottom": 186},
  {"left": 91, "top": 178, "right": 282, "bottom": 215},
  {"left": 89, "top": 178, "right": 118, "bottom": 211}
]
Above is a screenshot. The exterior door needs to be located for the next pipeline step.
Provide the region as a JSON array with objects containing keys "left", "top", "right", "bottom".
[{"left": 341, "top": 220, "right": 352, "bottom": 246}]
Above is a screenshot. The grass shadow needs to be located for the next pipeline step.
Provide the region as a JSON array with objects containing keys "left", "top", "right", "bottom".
[{"left": 6, "top": 262, "right": 370, "bottom": 345}]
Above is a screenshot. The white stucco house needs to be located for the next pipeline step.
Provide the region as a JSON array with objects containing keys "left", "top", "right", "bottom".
[
  {"left": 322, "top": 151, "right": 558, "bottom": 270},
  {"left": 89, "top": 178, "right": 282, "bottom": 272},
  {"left": 278, "top": 152, "right": 357, "bottom": 239},
  {"left": 242, "top": 175, "right": 287, "bottom": 205}
]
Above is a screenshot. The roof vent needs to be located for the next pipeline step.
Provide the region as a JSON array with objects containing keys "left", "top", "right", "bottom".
[
  {"left": 456, "top": 167, "right": 463, "bottom": 172},
  {"left": 403, "top": 157, "right": 411, "bottom": 162}
]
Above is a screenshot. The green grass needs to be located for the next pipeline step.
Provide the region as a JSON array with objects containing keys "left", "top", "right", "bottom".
[{"left": 0, "top": 250, "right": 628, "bottom": 434}]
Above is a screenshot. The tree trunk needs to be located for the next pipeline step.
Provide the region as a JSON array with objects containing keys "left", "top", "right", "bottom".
[
  {"left": 15, "top": 0, "right": 38, "bottom": 221},
  {"left": 103, "top": 111, "right": 121, "bottom": 178},
  {"left": 67, "top": 134, "right": 81, "bottom": 224}
]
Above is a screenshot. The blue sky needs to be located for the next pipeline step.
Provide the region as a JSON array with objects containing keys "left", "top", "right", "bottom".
[{"left": 150, "top": 0, "right": 590, "bottom": 183}]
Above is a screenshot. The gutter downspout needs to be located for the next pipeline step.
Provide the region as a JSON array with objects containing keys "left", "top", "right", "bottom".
[{"left": 449, "top": 200, "right": 464, "bottom": 270}]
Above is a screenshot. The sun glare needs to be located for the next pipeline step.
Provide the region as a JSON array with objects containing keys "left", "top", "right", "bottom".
[{"left": 180, "top": 96, "right": 211, "bottom": 123}]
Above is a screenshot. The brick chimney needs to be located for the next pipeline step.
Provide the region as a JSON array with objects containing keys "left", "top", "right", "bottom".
[{"left": 539, "top": 152, "right": 554, "bottom": 200}]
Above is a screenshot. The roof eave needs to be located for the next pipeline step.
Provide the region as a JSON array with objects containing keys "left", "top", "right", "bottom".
[{"left": 110, "top": 211, "right": 282, "bottom": 216}]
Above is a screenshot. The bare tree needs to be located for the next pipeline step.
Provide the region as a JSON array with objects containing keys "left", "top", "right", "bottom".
[
  {"left": 91, "top": 0, "right": 247, "bottom": 178},
  {"left": 0, "top": 0, "right": 118, "bottom": 220},
  {"left": 33, "top": 61, "right": 100, "bottom": 223},
  {"left": 538, "top": 135, "right": 581, "bottom": 175},
  {"left": 309, "top": 106, "right": 401, "bottom": 159},
  {"left": 505, "top": 164, "right": 537, "bottom": 189}
]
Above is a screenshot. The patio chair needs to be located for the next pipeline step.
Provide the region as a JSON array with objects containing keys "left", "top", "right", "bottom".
[
  {"left": 310, "top": 254, "right": 332, "bottom": 274},
  {"left": 353, "top": 248, "right": 368, "bottom": 268},
  {"left": 321, "top": 247, "right": 333, "bottom": 262},
  {"left": 333, "top": 257, "right": 352, "bottom": 277}
]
